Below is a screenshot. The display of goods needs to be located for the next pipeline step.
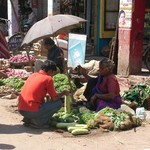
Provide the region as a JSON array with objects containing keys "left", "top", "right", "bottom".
[
  {"left": 9, "top": 54, "right": 35, "bottom": 64},
  {"left": 2, "top": 68, "right": 30, "bottom": 78},
  {"left": 0, "top": 59, "right": 10, "bottom": 69},
  {"left": 53, "top": 73, "right": 76, "bottom": 93},
  {"left": 0, "top": 77, "right": 24, "bottom": 90},
  {"left": 122, "top": 84, "right": 150, "bottom": 107}
]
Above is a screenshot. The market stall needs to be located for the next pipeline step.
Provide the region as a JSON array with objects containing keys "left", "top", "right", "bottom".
[
  {"left": 0, "top": 55, "right": 150, "bottom": 135},
  {"left": 0, "top": 3, "right": 149, "bottom": 135}
]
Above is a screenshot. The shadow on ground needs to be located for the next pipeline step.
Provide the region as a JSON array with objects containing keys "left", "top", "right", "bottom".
[
  {"left": 0, "top": 144, "right": 15, "bottom": 150},
  {"left": 0, "top": 123, "right": 53, "bottom": 135}
]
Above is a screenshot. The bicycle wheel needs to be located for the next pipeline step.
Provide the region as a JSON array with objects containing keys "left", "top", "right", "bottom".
[
  {"left": 144, "top": 48, "right": 150, "bottom": 71},
  {"left": 8, "top": 32, "right": 25, "bottom": 51}
]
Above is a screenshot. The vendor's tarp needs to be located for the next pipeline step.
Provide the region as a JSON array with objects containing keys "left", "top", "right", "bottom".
[{"left": 0, "top": 30, "right": 10, "bottom": 59}]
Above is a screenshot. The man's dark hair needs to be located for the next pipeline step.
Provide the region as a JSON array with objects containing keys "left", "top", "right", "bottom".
[
  {"left": 41, "top": 60, "right": 57, "bottom": 72},
  {"left": 43, "top": 37, "right": 55, "bottom": 46}
]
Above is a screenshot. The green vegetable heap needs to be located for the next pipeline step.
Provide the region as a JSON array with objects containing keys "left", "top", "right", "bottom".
[
  {"left": 122, "top": 83, "right": 150, "bottom": 108},
  {"left": 51, "top": 106, "right": 142, "bottom": 131},
  {"left": 99, "top": 107, "right": 129, "bottom": 130},
  {"left": 53, "top": 73, "right": 76, "bottom": 93},
  {"left": 98, "top": 107, "right": 141, "bottom": 130},
  {"left": 0, "top": 77, "right": 24, "bottom": 90}
]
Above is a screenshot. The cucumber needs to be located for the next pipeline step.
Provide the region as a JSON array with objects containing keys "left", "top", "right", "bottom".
[
  {"left": 67, "top": 124, "right": 88, "bottom": 133},
  {"left": 56, "top": 122, "right": 76, "bottom": 129},
  {"left": 67, "top": 124, "right": 88, "bottom": 131},
  {"left": 71, "top": 128, "right": 90, "bottom": 135}
]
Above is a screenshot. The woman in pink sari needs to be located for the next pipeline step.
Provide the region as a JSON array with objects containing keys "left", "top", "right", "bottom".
[{"left": 78, "top": 58, "right": 123, "bottom": 112}]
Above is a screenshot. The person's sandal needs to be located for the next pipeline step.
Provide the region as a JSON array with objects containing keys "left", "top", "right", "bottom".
[{"left": 22, "top": 118, "right": 31, "bottom": 127}]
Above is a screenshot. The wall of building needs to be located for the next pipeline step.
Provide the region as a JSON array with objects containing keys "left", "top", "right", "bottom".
[{"left": 96, "top": 0, "right": 119, "bottom": 56}]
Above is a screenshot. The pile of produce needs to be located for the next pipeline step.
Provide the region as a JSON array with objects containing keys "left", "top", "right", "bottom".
[
  {"left": 122, "top": 81, "right": 150, "bottom": 109},
  {"left": 95, "top": 107, "right": 141, "bottom": 131},
  {"left": 53, "top": 73, "right": 76, "bottom": 93},
  {"left": 51, "top": 106, "right": 95, "bottom": 135},
  {"left": 9, "top": 54, "right": 35, "bottom": 63},
  {"left": 51, "top": 106, "right": 142, "bottom": 135},
  {"left": 0, "top": 77, "right": 24, "bottom": 91},
  {"left": 1, "top": 68, "right": 30, "bottom": 78}
]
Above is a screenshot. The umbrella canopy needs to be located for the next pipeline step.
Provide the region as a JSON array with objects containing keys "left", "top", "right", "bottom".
[{"left": 21, "top": 14, "right": 87, "bottom": 47}]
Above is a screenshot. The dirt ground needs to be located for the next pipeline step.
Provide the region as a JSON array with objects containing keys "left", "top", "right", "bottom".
[{"left": 0, "top": 74, "right": 150, "bottom": 150}]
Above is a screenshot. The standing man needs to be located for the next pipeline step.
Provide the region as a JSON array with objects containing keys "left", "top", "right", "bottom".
[
  {"left": 26, "top": 7, "right": 37, "bottom": 27},
  {"left": 18, "top": 60, "right": 69, "bottom": 128},
  {"left": 43, "top": 37, "right": 64, "bottom": 73}
]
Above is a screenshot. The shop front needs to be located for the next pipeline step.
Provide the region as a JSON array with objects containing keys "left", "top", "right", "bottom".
[
  {"left": 58, "top": 0, "right": 97, "bottom": 56},
  {"left": 117, "top": 0, "right": 146, "bottom": 76},
  {"left": 97, "top": 0, "right": 149, "bottom": 75},
  {"left": 0, "top": 0, "right": 8, "bottom": 36},
  {"left": 95, "top": 0, "right": 119, "bottom": 57},
  {"left": 6, "top": 0, "right": 97, "bottom": 55}
]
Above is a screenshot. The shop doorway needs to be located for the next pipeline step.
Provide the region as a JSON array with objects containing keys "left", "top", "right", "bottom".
[
  {"left": 143, "top": 0, "right": 150, "bottom": 71},
  {"left": 0, "top": 0, "right": 8, "bottom": 36},
  {"left": 60, "top": 0, "right": 96, "bottom": 55}
]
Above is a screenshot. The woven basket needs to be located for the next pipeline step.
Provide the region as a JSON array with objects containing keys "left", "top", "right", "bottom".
[{"left": 10, "top": 61, "right": 35, "bottom": 67}]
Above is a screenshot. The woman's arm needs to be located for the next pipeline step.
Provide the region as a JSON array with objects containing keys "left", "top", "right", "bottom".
[
  {"left": 77, "top": 65, "right": 92, "bottom": 82},
  {"left": 90, "top": 75, "right": 119, "bottom": 102},
  {"left": 90, "top": 92, "right": 116, "bottom": 105}
]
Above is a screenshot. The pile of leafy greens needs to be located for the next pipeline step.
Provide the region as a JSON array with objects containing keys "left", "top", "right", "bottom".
[{"left": 53, "top": 73, "right": 76, "bottom": 93}]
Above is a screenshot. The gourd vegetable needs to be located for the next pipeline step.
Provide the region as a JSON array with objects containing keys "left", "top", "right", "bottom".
[
  {"left": 71, "top": 128, "right": 90, "bottom": 135},
  {"left": 64, "top": 95, "right": 72, "bottom": 114},
  {"left": 67, "top": 124, "right": 88, "bottom": 132},
  {"left": 56, "top": 122, "right": 76, "bottom": 129}
]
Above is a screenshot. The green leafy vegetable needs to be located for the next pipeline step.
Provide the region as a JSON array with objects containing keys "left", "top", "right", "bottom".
[
  {"left": 1, "top": 77, "right": 24, "bottom": 90},
  {"left": 53, "top": 73, "right": 76, "bottom": 92}
]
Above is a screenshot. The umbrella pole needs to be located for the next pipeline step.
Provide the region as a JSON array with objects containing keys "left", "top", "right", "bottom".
[
  {"left": 66, "top": 69, "right": 74, "bottom": 102},
  {"left": 54, "top": 36, "right": 60, "bottom": 47},
  {"left": 26, "top": 46, "right": 34, "bottom": 73}
]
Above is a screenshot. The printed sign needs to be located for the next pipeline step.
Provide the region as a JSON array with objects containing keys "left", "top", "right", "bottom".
[
  {"left": 8, "top": 33, "right": 24, "bottom": 51},
  {"left": 67, "top": 33, "right": 87, "bottom": 68},
  {"left": 119, "top": 0, "right": 133, "bottom": 28}
]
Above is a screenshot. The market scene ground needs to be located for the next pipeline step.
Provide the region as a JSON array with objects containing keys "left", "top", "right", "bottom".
[
  {"left": 0, "top": 63, "right": 150, "bottom": 150},
  {"left": 0, "top": 1, "right": 150, "bottom": 149}
]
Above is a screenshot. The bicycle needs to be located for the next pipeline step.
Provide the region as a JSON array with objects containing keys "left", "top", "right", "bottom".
[
  {"left": 8, "top": 32, "right": 25, "bottom": 52},
  {"left": 8, "top": 23, "right": 30, "bottom": 52},
  {"left": 143, "top": 37, "right": 150, "bottom": 71},
  {"left": 143, "top": 44, "right": 150, "bottom": 71}
]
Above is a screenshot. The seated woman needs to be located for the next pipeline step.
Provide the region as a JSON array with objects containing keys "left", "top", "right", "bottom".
[{"left": 77, "top": 58, "right": 123, "bottom": 112}]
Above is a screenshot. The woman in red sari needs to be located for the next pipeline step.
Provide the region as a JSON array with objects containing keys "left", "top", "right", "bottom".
[{"left": 78, "top": 58, "right": 123, "bottom": 111}]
